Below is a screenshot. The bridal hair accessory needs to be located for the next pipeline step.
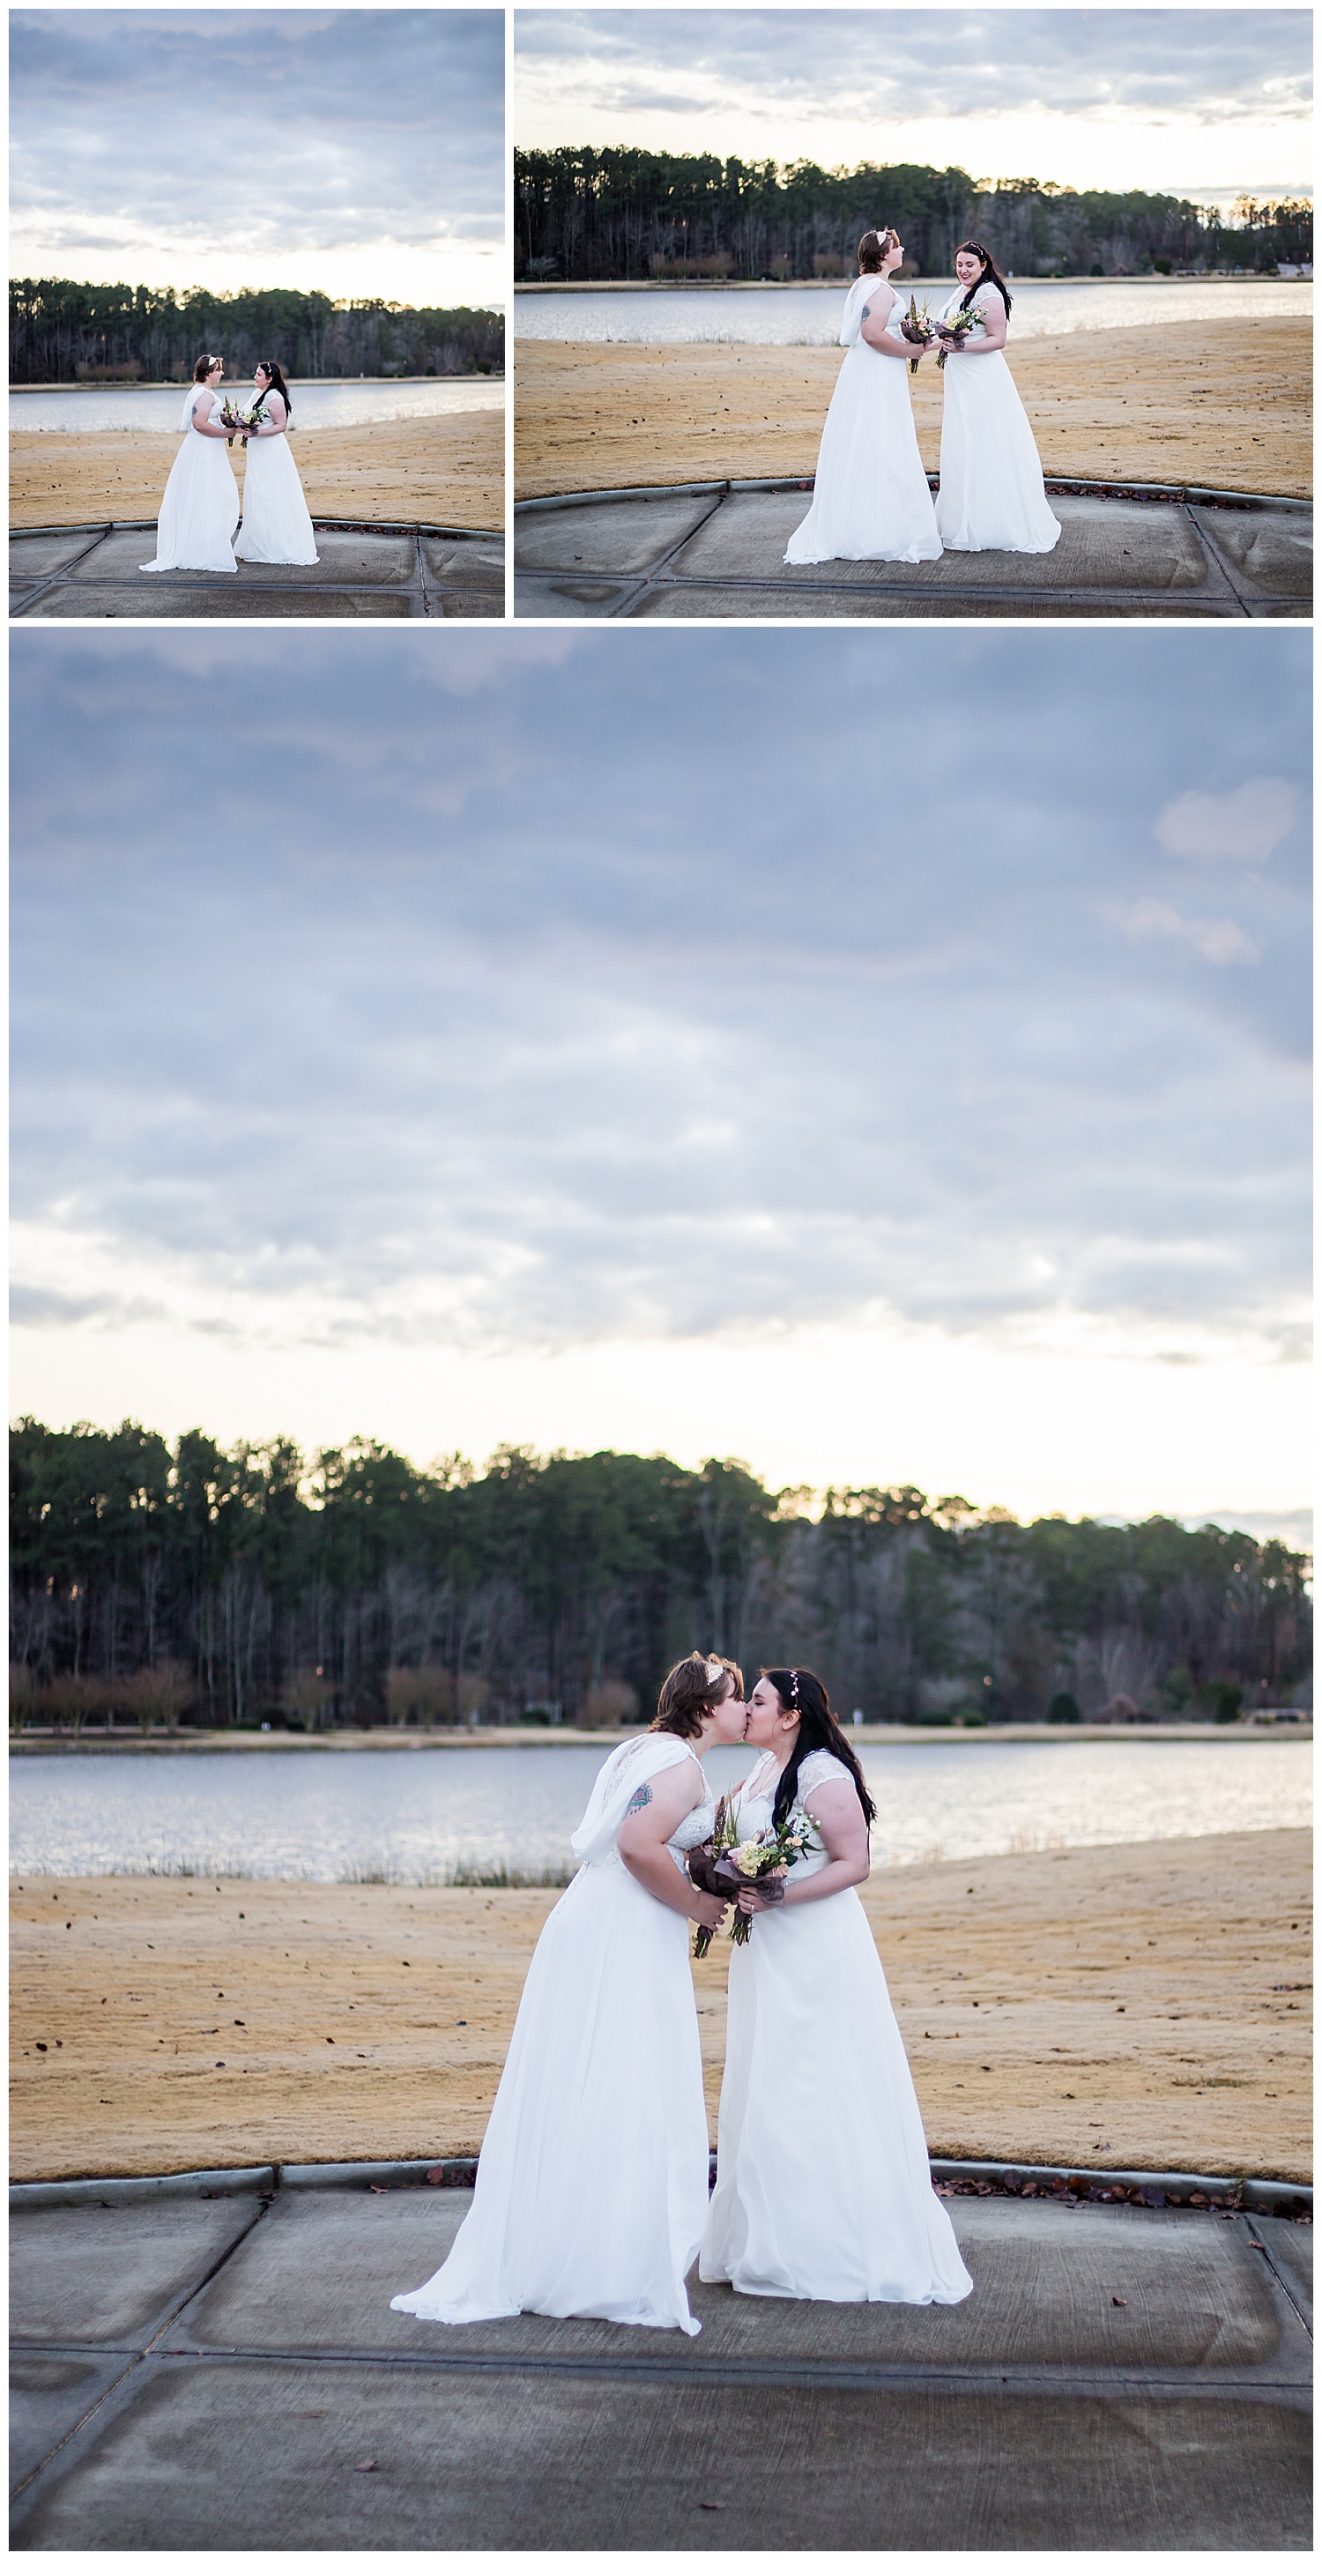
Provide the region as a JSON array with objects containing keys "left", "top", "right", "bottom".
[
  {"left": 705, "top": 1655, "right": 726, "bottom": 1688},
  {"left": 790, "top": 1671, "right": 800, "bottom": 1705}
]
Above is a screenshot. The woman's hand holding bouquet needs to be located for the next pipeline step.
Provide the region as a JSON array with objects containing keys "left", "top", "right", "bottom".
[
  {"left": 898, "top": 294, "right": 935, "bottom": 373},
  {"left": 688, "top": 1796, "right": 741, "bottom": 1956},
  {"left": 692, "top": 1809, "right": 816, "bottom": 1952},
  {"left": 935, "top": 309, "right": 980, "bottom": 366}
]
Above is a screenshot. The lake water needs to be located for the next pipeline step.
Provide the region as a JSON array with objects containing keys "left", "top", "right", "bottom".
[
  {"left": 8, "top": 1739, "right": 1310, "bottom": 1886},
  {"left": 9, "top": 379, "right": 505, "bottom": 435},
  {"left": 515, "top": 277, "right": 1312, "bottom": 348}
]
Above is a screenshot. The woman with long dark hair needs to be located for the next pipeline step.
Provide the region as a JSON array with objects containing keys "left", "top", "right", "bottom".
[
  {"left": 390, "top": 1652, "right": 744, "bottom": 2335},
  {"left": 233, "top": 359, "right": 319, "bottom": 565},
  {"left": 933, "top": 240, "right": 1061, "bottom": 553},
  {"left": 697, "top": 1666, "right": 971, "bottom": 2305},
  {"left": 784, "top": 227, "right": 941, "bottom": 566},
  {"left": 139, "top": 354, "right": 239, "bottom": 574}
]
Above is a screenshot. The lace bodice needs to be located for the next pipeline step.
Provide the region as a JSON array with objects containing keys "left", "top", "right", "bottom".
[
  {"left": 665, "top": 1776, "right": 716, "bottom": 1870},
  {"left": 939, "top": 284, "right": 994, "bottom": 331},
  {"left": 731, "top": 1749, "right": 855, "bottom": 1875}
]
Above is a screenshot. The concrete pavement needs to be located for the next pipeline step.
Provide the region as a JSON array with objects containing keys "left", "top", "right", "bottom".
[
  {"left": 11, "top": 2171, "right": 1311, "bottom": 2549},
  {"left": 513, "top": 482, "right": 1311, "bottom": 620},
  {"left": 10, "top": 523, "right": 504, "bottom": 619}
]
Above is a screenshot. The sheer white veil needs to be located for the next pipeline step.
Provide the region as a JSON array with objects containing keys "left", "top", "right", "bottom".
[
  {"left": 180, "top": 380, "right": 214, "bottom": 429},
  {"left": 570, "top": 1731, "right": 694, "bottom": 1865},
  {"left": 840, "top": 271, "right": 892, "bottom": 347}
]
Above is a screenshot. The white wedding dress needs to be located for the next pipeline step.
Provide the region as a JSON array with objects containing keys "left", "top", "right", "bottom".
[
  {"left": 234, "top": 392, "right": 319, "bottom": 565},
  {"left": 935, "top": 284, "right": 1061, "bottom": 554},
  {"left": 390, "top": 1731, "right": 716, "bottom": 2334},
  {"left": 701, "top": 1751, "right": 972, "bottom": 2305},
  {"left": 785, "top": 276, "right": 941, "bottom": 566},
  {"left": 140, "top": 385, "right": 238, "bottom": 573}
]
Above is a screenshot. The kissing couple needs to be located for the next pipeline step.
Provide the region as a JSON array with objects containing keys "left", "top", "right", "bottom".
[
  {"left": 391, "top": 1649, "right": 972, "bottom": 2334},
  {"left": 141, "top": 353, "right": 319, "bottom": 575}
]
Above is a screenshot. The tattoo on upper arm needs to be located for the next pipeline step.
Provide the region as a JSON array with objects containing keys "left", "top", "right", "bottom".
[
  {"left": 861, "top": 303, "right": 871, "bottom": 320},
  {"left": 623, "top": 1783, "right": 653, "bottom": 1816}
]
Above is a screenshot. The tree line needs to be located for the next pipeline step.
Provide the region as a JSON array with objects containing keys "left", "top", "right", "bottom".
[
  {"left": 9, "top": 281, "right": 504, "bottom": 385},
  {"left": 9, "top": 1420, "right": 1310, "bottom": 1734},
  {"left": 514, "top": 148, "right": 1313, "bottom": 283}
]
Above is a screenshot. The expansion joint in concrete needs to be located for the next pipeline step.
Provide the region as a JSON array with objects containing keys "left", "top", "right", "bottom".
[
  {"left": 9, "top": 2199, "right": 275, "bottom": 2503},
  {"left": 1181, "top": 503, "right": 1255, "bottom": 613},
  {"left": 10, "top": 522, "right": 504, "bottom": 620},
  {"left": 513, "top": 483, "right": 1311, "bottom": 619}
]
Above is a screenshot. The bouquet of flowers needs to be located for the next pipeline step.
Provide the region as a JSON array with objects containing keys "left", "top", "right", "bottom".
[
  {"left": 693, "top": 1806, "right": 816, "bottom": 1954},
  {"left": 898, "top": 294, "right": 935, "bottom": 374},
  {"left": 935, "top": 307, "right": 980, "bottom": 367},
  {"left": 219, "top": 400, "right": 262, "bottom": 444},
  {"left": 691, "top": 1794, "right": 740, "bottom": 1959}
]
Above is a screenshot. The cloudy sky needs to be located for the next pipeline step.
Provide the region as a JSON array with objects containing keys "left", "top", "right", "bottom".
[
  {"left": 516, "top": 9, "right": 1312, "bottom": 208},
  {"left": 9, "top": 627, "right": 1311, "bottom": 1542},
  {"left": 10, "top": 9, "right": 504, "bottom": 306}
]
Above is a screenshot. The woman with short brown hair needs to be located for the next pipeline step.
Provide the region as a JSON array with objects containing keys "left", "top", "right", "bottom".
[
  {"left": 785, "top": 227, "right": 942, "bottom": 566},
  {"left": 139, "top": 354, "right": 239, "bottom": 575},
  {"left": 391, "top": 1650, "right": 747, "bottom": 2336}
]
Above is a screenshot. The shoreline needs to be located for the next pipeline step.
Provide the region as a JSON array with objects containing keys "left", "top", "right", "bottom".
[
  {"left": 514, "top": 276, "right": 1308, "bottom": 294},
  {"left": 10, "top": 1719, "right": 1309, "bottom": 1753},
  {"left": 10, "top": 1828, "right": 1310, "bottom": 2184},
  {"left": 514, "top": 315, "right": 1312, "bottom": 502},
  {"left": 9, "top": 412, "right": 503, "bottom": 531},
  {"left": 10, "top": 373, "right": 502, "bottom": 392}
]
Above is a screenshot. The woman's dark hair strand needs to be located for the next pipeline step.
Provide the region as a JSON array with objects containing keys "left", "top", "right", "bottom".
[
  {"left": 255, "top": 358, "right": 293, "bottom": 417},
  {"left": 760, "top": 1668, "right": 876, "bottom": 1830},
  {"left": 956, "top": 240, "right": 1012, "bottom": 316}
]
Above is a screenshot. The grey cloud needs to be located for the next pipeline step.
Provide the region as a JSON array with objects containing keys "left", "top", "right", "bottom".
[
  {"left": 8, "top": 1284, "right": 133, "bottom": 1327},
  {"left": 11, "top": 10, "right": 503, "bottom": 271},
  {"left": 516, "top": 9, "right": 1312, "bottom": 132},
  {"left": 9, "top": 629, "right": 1311, "bottom": 1362}
]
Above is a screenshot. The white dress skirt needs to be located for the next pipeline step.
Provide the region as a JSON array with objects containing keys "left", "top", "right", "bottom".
[
  {"left": 390, "top": 1731, "right": 716, "bottom": 2334},
  {"left": 234, "top": 398, "right": 319, "bottom": 564},
  {"left": 785, "top": 275, "right": 942, "bottom": 566},
  {"left": 140, "top": 386, "right": 238, "bottom": 573},
  {"left": 935, "top": 284, "right": 1061, "bottom": 554},
  {"left": 701, "top": 1751, "right": 972, "bottom": 2305}
]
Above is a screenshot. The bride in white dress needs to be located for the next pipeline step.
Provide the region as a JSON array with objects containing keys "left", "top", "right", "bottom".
[
  {"left": 234, "top": 361, "right": 319, "bottom": 565},
  {"left": 139, "top": 355, "right": 238, "bottom": 574},
  {"left": 390, "top": 1652, "right": 744, "bottom": 2336},
  {"left": 785, "top": 227, "right": 941, "bottom": 567},
  {"left": 934, "top": 241, "right": 1061, "bottom": 554},
  {"left": 698, "top": 1668, "right": 972, "bottom": 2306}
]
